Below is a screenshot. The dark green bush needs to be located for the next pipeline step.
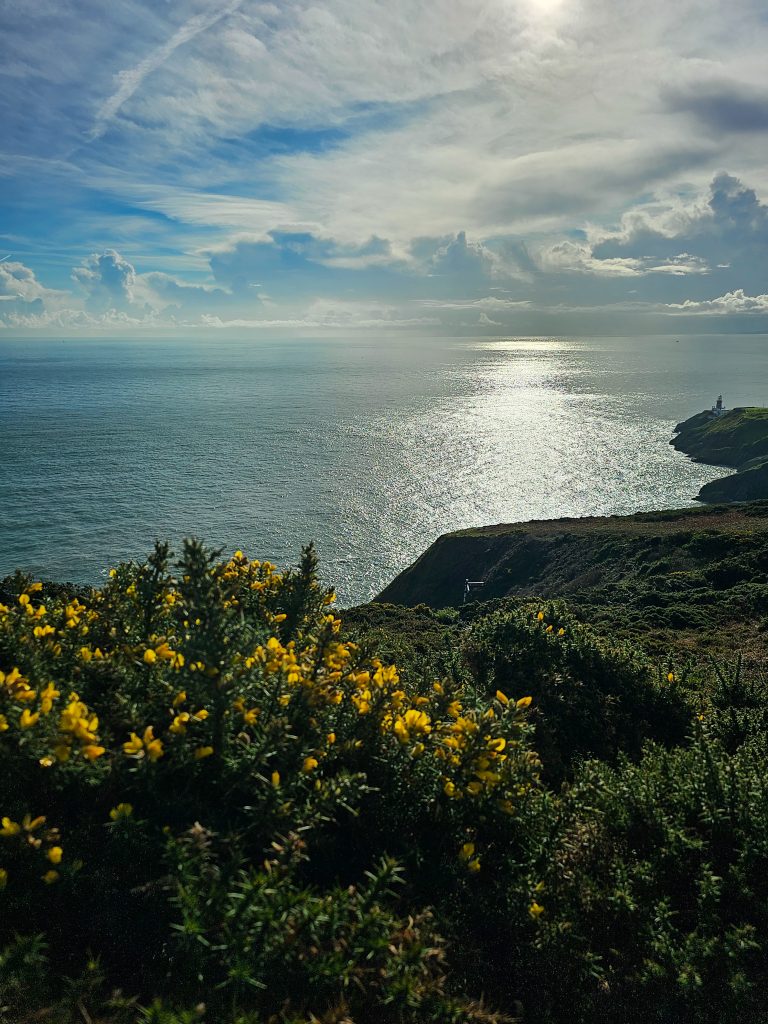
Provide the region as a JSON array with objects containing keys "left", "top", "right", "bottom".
[
  {"left": 460, "top": 603, "right": 689, "bottom": 780},
  {"left": 532, "top": 730, "right": 768, "bottom": 1024}
]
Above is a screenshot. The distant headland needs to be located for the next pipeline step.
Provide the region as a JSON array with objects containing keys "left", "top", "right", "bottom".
[{"left": 671, "top": 399, "right": 768, "bottom": 502}]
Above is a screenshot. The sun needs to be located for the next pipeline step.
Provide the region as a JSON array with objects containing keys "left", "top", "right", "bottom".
[{"left": 523, "top": 0, "right": 567, "bottom": 22}]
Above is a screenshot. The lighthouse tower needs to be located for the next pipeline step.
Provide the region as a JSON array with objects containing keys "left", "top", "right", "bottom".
[{"left": 712, "top": 395, "right": 725, "bottom": 416}]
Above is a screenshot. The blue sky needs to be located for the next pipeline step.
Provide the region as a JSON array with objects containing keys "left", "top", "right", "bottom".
[{"left": 2, "top": 0, "right": 768, "bottom": 334}]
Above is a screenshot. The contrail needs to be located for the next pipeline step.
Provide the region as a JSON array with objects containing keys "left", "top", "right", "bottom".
[
  {"left": 89, "top": 0, "right": 244, "bottom": 140},
  {"left": 0, "top": 255, "right": 10, "bottom": 263}
]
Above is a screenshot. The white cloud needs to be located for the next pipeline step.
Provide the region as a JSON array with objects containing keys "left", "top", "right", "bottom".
[
  {"left": 72, "top": 250, "right": 139, "bottom": 312},
  {"left": 90, "top": 0, "right": 246, "bottom": 139},
  {"left": 0, "top": 306, "right": 165, "bottom": 331},
  {"left": 0, "top": 260, "right": 70, "bottom": 323},
  {"left": 536, "top": 241, "right": 709, "bottom": 277},
  {"left": 4, "top": 0, "right": 768, "bottom": 338},
  {"left": 201, "top": 297, "right": 440, "bottom": 330},
  {"left": 418, "top": 296, "right": 531, "bottom": 311},
  {"left": 667, "top": 289, "right": 768, "bottom": 314},
  {"left": 0, "top": 260, "right": 61, "bottom": 304}
]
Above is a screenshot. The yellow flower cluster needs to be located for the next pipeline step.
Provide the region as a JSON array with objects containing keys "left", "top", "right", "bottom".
[
  {"left": 0, "top": 548, "right": 547, "bottom": 898},
  {"left": 64, "top": 597, "right": 88, "bottom": 630},
  {"left": 109, "top": 803, "right": 133, "bottom": 821},
  {"left": 392, "top": 708, "right": 431, "bottom": 744},
  {"left": 458, "top": 841, "right": 481, "bottom": 873},
  {"left": 55, "top": 693, "right": 105, "bottom": 761},
  {"left": 143, "top": 638, "right": 184, "bottom": 669},
  {"left": 123, "top": 726, "right": 164, "bottom": 762},
  {"left": 1, "top": 666, "right": 36, "bottom": 707},
  {"left": 536, "top": 610, "right": 566, "bottom": 637},
  {"left": 1, "top": 665, "right": 105, "bottom": 764},
  {"left": 237, "top": 626, "right": 358, "bottom": 712},
  {"left": 221, "top": 551, "right": 284, "bottom": 601},
  {"left": 349, "top": 663, "right": 400, "bottom": 717},
  {"left": 3, "top": 585, "right": 106, "bottom": 675},
  {"left": 0, "top": 813, "right": 64, "bottom": 884}
]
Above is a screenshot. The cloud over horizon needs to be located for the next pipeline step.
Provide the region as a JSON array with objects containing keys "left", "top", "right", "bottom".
[{"left": 2, "top": 0, "right": 768, "bottom": 334}]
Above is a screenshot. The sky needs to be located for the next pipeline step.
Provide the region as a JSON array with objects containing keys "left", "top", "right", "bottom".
[{"left": 2, "top": 0, "right": 768, "bottom": 335}]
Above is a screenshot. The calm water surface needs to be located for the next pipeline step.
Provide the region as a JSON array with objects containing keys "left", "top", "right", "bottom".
[{"left": 1, "top": 334, "right": 766, "bottom": 604}]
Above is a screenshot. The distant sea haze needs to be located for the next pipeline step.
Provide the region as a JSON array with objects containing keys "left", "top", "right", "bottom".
[{"left": 1, "top": 334, "right": 766, "bottom": 605}]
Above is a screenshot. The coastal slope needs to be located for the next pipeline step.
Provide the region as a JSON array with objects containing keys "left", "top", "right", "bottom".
[
  {"left": 672, "top": 406, "right": 768, "bottom": 501},
  {"left": 374, "top": 501, "right": 768, "bottom": 652}
]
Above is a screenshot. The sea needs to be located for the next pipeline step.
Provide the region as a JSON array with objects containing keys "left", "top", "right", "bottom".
[{"left": 2, "top": 333, "right": 767, "bottom": 606}]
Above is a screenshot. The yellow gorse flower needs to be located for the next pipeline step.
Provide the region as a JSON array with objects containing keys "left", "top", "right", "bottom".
[
  {"left": 392, "top": 709, "right": 432, "bottom": 744},
  {"left": 122, "top": 727, "right": 163, "bottom": 761},
  {"left": 109, "top": 803, "right": 133, "bottom": 821},
  {"left": 169, "top": 712, "right": 190, "bottom": 735},
  {"left": 144, "top": 727, "right": 164, "bottom": 762},
  {"left": 123, "top": 732, "right": 144, "bottom": 757},
  {"left": 82, "top": 744, "right": 106, "bottom": 761},
  {"left": 40, "top": 683, "right": 60, "bottom": 714}
]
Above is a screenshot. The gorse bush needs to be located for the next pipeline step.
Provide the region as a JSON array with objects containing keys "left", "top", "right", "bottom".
[
  {"left": 2, "top": 540, "right": 768, "bottom": 1023},
  {"left": 461, "top": 602, "right": 690, "bottom": 780},
  {"left": 533, "top": 730, "right": 768, "bottom": 1024},
  {"left": 0, "top": 541, "right": 538, "bottom": 1023}
]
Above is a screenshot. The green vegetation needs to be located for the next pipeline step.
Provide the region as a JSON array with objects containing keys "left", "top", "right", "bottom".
[
  {"left": 3, "top": 537, "right": 768, "bottom": 1023},
  {"left": 377, "top": 501, "right": 768, "bottom": 656},
  {"left": 672, "top": 407, "right": 768, "bottom": 501}
]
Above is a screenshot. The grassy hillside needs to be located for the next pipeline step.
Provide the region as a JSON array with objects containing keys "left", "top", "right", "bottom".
[{"left": 375, "top": 502, "right": 768, "bottom": 656}]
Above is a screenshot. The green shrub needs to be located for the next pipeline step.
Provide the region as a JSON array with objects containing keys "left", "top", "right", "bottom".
[
  {"left": 460, "top": 603, "right": 689, "bottom": 780},
  {"left": 0, "top": 541, "right": 535, "bottom": 1022},
  {"left": 530, "top": 730, "right": 768, "bottom": 1024}
]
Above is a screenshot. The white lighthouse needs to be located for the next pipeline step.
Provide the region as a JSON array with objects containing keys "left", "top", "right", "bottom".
[{"left": 711, "top": 395, "right": 726, "bottom": 416}]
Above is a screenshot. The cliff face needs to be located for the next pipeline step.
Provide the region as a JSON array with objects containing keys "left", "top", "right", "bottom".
[
  {"left": 698, "top": 462, "right": 768, "bottom": 502},
  {"left": 376, "top": 502, "right": 768, "bottom": 612},
  {"left": 671, "top": 407, "right": 768, "bottom": 502},
  {"left": 672, "top": 407, "right": 768, "bottom": 464}
]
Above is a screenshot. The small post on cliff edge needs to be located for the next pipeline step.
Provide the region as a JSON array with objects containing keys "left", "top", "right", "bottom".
[{"left": 463, "top": 579, "right": 486, "bottom": 604}]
